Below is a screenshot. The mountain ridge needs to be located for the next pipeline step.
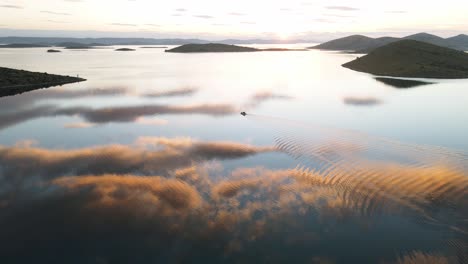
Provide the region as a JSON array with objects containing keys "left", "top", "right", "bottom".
[{"left": 311, "top": 32, "right": 468, "bottom": 53}]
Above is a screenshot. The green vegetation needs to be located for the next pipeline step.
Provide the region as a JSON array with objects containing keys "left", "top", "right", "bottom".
[
  {"left": 166, "top": 43, "right": 259, "bottom": 53},
  {"left": 342, "top": 40, "right": 468, "bottom": 79},
  {"left": 0, "top": 67, "right": 86, "bottom": 97},
  {"left": 311, "top": 32, "right": 468, "bottom": 53},
  {"left": 115, "top": 48, "right": 136, "bottom": 51},
  {"left": 0, "top": 43, "right": 50, "bottom": 48}
]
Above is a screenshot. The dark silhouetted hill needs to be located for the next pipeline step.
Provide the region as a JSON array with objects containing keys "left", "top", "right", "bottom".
[
  {"left": 0, "top": 67, "right": 86, "bottom": 97},
  {"left": 447, "top": 34, "right": 468, "bottom": 50},
  {"left": 342, "top": 40, "right": 468, "bottom": 79},
  {"left": 310, "top": 33, "right": 468, "bottom": 53},
  {"left": 166, "top": 43, "right": 259, "bottom": 53}
]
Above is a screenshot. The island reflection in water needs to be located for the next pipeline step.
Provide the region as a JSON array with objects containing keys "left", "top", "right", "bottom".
[{"left": 0, "top": 46, "right": 467, "bottom": 263}]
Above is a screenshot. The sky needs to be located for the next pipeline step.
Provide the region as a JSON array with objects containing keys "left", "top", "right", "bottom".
[{"left": 0, "top": 0, "right": 467, "bottom": 40}]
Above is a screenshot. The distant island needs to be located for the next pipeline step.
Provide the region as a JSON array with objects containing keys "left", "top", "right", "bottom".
[
  {"left": 47, "top": 49, "right": 61, "bottom": 53},
  {"left": 342, "top": 40, "right": 468, "bottom": 79},
  {"left": 0, "top": 43, "right": 50, "bottom": 48},
  {"left": 115, "top": 48, "right": 136, "bottom": 51},
  {"left": 166, "top": 43, "right": 307, "bottom": 53},
  {"left": 166, "top": 43, "right": 259, "bottom": 53},
  {"left": 0, "top": 36, "right": 313, "bottom": 46},
  {"left": 310, "top": 33, "right": 468, "bottom": 53},
  {"left": 0, "top": 67, "right": 86, "bottom": 97}
]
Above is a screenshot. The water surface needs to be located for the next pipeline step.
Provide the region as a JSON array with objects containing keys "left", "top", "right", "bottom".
[{"left": 0, "top": 45, "right": 467, "bottom": 263}]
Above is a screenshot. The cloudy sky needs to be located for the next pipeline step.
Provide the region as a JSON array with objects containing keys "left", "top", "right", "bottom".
[{"left": 0, "top": 0, "right": 467, "bottom": 40}]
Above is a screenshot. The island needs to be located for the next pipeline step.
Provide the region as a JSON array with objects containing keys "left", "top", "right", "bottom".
[
  {"left": 310, "top": 32, "right": 468, "bottom": 53},
  {"left": 166, "top": 43, "right": 308, "bottom": 53},
  {"left": 0, "top": 67, "right": 86, "bottom": 98},
  {"left": 342, "top": 40, "right": 468, "bottom": 79},
  {"left": 310, "top": 35, "right": 398, "bottom": 53},
  {"left": 0, "top": 43, "right": 50, "bottom": 48},
  {"left": 166, "top": 43, "right": 259, "bottom": 53},
  {"left": 47, "top": 49, "right": 62, "bottom": 53},
  {"left": 115, "top": 48, "right": 136, "bottom": 51}
]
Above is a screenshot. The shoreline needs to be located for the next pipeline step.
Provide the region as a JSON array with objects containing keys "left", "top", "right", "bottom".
[
  {"left": 0, "top": 79, "right": 86, "bottom": 98},
  {"left": 0, "top": 67, "right": 86, "bottom": 98}
]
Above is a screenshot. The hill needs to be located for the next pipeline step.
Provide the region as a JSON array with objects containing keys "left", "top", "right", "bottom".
[
  {"left": 310, "top": 32, "right": 468, "bottom": 53},
  {"left": 342, "top": 40, "right": 468, "bottom": 79},
  {"left": 403, "top": 33, "right": 447, "bottom": 47},
  {"left": 447, "top": 34, "right": 468, "bottom": 50},
  {"left": 165, "top": 43, "right": 259, "bottom": 53},
  {"left": 311, "top": 35, "right": 379, "bottom": 51},
  {"left": 0, "top": 67, "right": 86, "bottom": 97}
]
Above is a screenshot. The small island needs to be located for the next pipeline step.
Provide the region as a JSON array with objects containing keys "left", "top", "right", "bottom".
[
  {"left": 0, "top": 67, "right": 86, "bottom": 98},
  {"left": 166, "top": 43, "right": 259, "bottom": 53},
  {"left": 166, "top": 43, "right": 308, "bottom": 53},
  {"left": 47, "top": 49, "right": 62, "bottom": 53},
  {"left": 342, "top": 40, "right": 468, "bottom": 79},
  {"left": 115, "top": 48, "right": 136, "bottom": 51}
]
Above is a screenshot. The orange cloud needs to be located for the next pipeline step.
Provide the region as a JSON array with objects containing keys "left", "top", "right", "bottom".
[{"left": 54, "top": 174, "right": 202, "bottom": 210}]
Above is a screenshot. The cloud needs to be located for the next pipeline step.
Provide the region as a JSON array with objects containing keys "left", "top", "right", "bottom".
[
  {"left": 142, "top": 87, "right": 197, "bottom": 98},
  {"left": 110, "top": 23, "right": 137, "bottom": 27},
  {"left": 245, "top": 91, "right": 294, "bottom": 108},
  {"left": 0, "top": 102, "right": 236, "bottom": 130},
  {"left": 54, "top": 174, "right": 202, "bottom": 209},
  {"left": 0, "top": 137, "right": 276, "bottom": 183},
  {"left": 135, "top": 117, "right": 168, "bottom": 126},
  {"left": 194, "top": 15, "right": 214, "bottom": 19},
  {"left": 0, "top": 86, "right": 195, "bottom": 111},
  {"left": 175, "top": 8, "right": 186, "bottom": 12},
  {"left": 53, "top": 103, "right": 236, "bottom": 123},
  {"left": 63, "top": 122, "right": 96, "bottom": 128},
  {"left": 386, "top": 10, "right": 407, "bottom": 14},
  {"left": 326, "top": 6, "right": 359, "bottom": 11},
  {"left": 46, "top": 20, "right": 71, "bottom": 24},
  {"left": 0, "top": 105, "right": 56, "bottom": 130},
  {"left": 0, "top": 158, "right": 465, "bottom": 262},
  {"left": 41, "top": 10, "right": 71, "bottom": 16},
  {"left": 229, "top": 12, "right": 246, "bottom": 16},
  {"left": 0, "top": 5, "right": 23, "bottom": 9},
  {"left": 343, "top": 96, "right": 382, "bottom": 106}
]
